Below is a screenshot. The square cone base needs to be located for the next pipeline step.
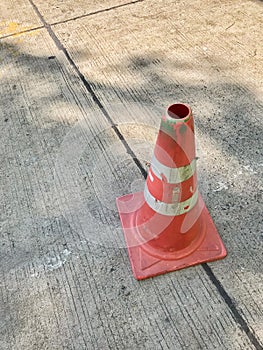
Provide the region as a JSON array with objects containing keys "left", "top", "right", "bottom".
[{"left": 116, "top": 192, "right": 227, "bottom": 280}]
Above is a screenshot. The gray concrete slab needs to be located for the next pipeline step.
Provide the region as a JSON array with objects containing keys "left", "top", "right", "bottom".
[
  {"left": 51, "top": 0, "right": 263, "bottom": 342},
  {"left": 0, "top": 0, "right": 42, "bottom": 38},
  {"left": 32, "top": 0, "right": 143, "bottom": 24},
  {"left": 0, "top": 0, "right": 262, "bottom": 349}
]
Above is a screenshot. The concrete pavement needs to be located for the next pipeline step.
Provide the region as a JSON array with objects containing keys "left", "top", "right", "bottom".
[{"left": 0, "top": 0, "right": 262, "bottom": 349}]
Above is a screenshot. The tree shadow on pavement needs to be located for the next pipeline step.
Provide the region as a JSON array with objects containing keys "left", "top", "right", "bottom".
[{"left": 0, "top": 41, "right": 262, "bottom": 276}]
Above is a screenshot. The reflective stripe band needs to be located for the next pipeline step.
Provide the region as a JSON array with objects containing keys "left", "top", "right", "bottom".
[
  {"left": 150, "top": 156, "right": 196, "bottom": 184},
  {"left": 144, "top": 185, "right": 199, "bottom": 216}
]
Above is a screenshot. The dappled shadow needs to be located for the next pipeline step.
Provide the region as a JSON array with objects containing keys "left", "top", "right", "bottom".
[
  {"left": 0, "top": 36, "right": 263, "bottom": 350},
  {"left": 0, "top": 40, "right": 262, "bottom": 272}
]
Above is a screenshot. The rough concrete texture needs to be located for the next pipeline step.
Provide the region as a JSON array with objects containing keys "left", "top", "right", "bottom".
[{"left": 0, "top": 0, "right": 262, "bottom": 349}]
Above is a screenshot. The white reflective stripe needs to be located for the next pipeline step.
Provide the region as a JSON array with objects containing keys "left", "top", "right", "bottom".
[
  {"left": 144, "top": 185, "right": 199, "bottom": 216},
  {"left": 150, "top": 156, "right": 196, "bottom": 184},
  {"left": 148, "top": 171, "right": 154, "bottom": 182}
]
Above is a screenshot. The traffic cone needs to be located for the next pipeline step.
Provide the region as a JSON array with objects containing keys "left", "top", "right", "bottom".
[{"left": 116, "top": 103, "right": 227, "bottom": 280}]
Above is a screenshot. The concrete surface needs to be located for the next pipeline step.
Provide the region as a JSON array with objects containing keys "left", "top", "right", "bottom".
[{"left": 0, "top": 0, "right": 262, "bottom": 349}]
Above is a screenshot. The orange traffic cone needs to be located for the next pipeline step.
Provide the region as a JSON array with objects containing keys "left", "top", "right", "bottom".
[{"left": 116, "top": 103, "right": 227, "bottom": 280}]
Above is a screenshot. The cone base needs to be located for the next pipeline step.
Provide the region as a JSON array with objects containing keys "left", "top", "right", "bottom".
[{"left": 116, "top": 192, "right": 227, "bottom": 280}]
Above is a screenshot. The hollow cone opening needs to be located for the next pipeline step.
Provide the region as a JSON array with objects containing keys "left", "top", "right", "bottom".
[{"left": 167, "top": 103, "right": 191, "bottom": 120}]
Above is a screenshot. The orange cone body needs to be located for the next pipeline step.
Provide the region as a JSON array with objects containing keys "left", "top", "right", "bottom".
[{"left": 116, "top": 103, "right": 227, "bottom": 280}]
